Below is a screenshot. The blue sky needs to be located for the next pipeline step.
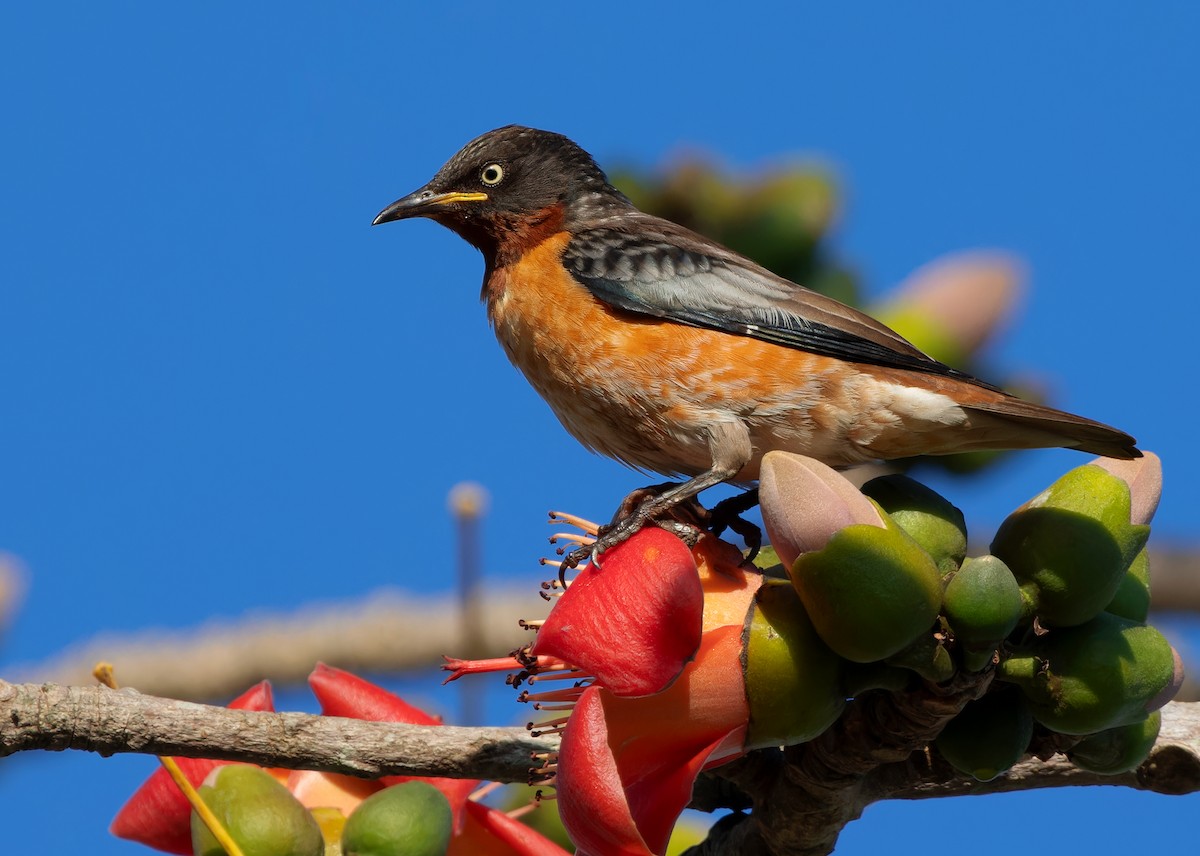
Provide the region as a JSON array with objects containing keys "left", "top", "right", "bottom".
[{"left": 1, "top": 4, "right": 1197, "bottom": 853}]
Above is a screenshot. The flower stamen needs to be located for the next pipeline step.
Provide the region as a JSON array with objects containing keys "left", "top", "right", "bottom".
[
  {"left": 526, "top": 669, "right": 588, "bottom": 684},
  {"left": 506, "top": 802, "right": 539, "bottom": 820},
  {"left": 549, "top": 531, "right": 596, "bottom": 547},
  {"left": 519, "top": 685, "right": 587, "bottom": 704},
  {"left": 548, "top": 511, "right": 600, "bottom": 535},
  {"left": 468, "top": 781, "right": 505, "bottom": 802}
]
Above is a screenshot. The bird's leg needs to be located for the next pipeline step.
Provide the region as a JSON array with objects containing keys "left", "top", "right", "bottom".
[
  {"left": 609, "top": 482, "right": 681, "bottom": 522},
  {"left": 709, "top": 488, "right": 762, "bottom": 562},
  {"left": 565, "top": 421, "right": 752, "bottom": 568}
]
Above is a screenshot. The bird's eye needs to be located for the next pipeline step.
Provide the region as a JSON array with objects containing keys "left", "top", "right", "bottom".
[{"left": 480, "top": 163, "right": 505, "bottom": 186}]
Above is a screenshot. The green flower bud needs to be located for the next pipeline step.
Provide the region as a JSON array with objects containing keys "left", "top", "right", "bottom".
[
  {"left": 943, "top": 555, "right": 1025, "bottom": 671},
  {"left": 861, "top": 475, "right": 968, "bottom": 575},
  {"left": 789, "top": 513, "right": 942, "bottom": 663},
  {"left": 991, "top": 464, "right": 1150, "bottom": 627},
  {"left": 935, "top": 687, "right": 1034, "bottom": 781},
  {"left": 191, "top": 766, "right": 324, "bottom": 856},
  {"left": 1068, "top": 711, "right": 1161, "bottom": 775},
  {"left": 743, "top": 581, "right": 846, "bottom": 749},
  {"left": 996, "top": 612, "right": 1181, "bottom": 735},
  {"left": 342, "top": 782, "right": 453, "bottom": 856},
  {"left": 1105, "top": 547, "right": 1151, "bottom": 623},
  {"left": 884, "top": 631, "right": 955, "bottom": 683}
]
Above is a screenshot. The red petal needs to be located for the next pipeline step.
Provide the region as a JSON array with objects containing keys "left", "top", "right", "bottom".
[
  {"left": 557, "top": 627, "right": 747, "bottom": 856},
  {"left": 531, "top": 528, "right": 703, "bottom": 697},
  {"left": 446, "top": 799, "right": 571, "bottom": 856},
  {"left": 309, "top": 662, "right": 441, "bottom": 725},
  {"left": 308, "top": 663, "right": 478, "bottom": 826},
  {"left": 226, "top": 680, "right": 275, "bottom": 713},
  {"left": 557, "top": 687, "right": 654, "bottom": 856},
  {"left": 109, "top": 681, "right": 275, "bottom": 854}
]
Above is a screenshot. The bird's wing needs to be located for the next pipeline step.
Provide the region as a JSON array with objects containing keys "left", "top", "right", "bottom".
[{"left": 562, "top": 215, "right": 998, "bottom": 390}]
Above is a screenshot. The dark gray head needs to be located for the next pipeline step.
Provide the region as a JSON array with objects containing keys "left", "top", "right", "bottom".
[{"left": 373, "top": 126, "right": 627, "bottom": 255}]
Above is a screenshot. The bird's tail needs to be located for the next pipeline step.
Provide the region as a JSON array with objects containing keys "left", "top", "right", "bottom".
[{"left": 963, "top": 397, "right": 1140, "bottom": 459}]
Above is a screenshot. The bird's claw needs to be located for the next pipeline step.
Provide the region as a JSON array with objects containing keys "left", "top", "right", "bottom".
[
  {"left": 560, "top": 541, "right": 597, "bottom": 578},
  {"left": 556, "top": 486, "right": 763, "bottom": 575}
]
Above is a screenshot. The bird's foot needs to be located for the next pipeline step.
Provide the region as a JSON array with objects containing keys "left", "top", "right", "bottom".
[
  {"left": 558, "top": 484, "right": 677, "bottom": 570},
  {"left": 560, "top": 484, "right": 761, "bottom": 570}
]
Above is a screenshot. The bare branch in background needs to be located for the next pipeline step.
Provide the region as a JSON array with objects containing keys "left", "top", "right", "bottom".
[
  {"left": 5, "top": 542, "right": 1198, "bottom": 704},
  {"left": 1150, "top": 544, "right": 1200, "bottom": 614},
  {"left": 8, "top": 588, "right": 546, "bottom": 702},
  {"left": 0, "top": 554, "right": 27, "bottom": 645}
]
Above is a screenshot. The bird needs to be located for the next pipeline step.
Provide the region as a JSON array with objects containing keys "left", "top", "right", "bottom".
[{"left": 372, "top": 125, "right": 1139, "bottom": 558}]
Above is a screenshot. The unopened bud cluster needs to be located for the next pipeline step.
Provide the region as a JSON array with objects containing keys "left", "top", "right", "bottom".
[{"left": 756, "top": 451, "right": 1179, "bottom": 782}]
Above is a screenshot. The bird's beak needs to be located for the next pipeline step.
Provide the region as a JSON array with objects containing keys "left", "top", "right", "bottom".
[{"left": 372, "top": 186, "right": 489, "bottom": 225}]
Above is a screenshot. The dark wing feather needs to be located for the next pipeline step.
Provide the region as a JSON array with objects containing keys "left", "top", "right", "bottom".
[{"left": 562, "top": 214, "right": 999, "bottom": 391}]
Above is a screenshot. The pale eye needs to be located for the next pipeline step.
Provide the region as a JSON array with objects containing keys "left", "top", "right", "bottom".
[{"left": 480, "top": 163, "right": 505, "bottom": 186}]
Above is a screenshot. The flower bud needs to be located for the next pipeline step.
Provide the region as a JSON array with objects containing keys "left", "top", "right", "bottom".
[
  {"left": 759, "top": 451, "right": 884, "bottom": 569},
  {"left": 789, "top": 514, "right": 942, "bottom": 663},
  {"left": 935, "top": 687, "right": 1034, "bottom": 782},
  {"left": 884, "top": 631, "right": 955, "bottom": 683},
  {"left": 1105, "top": 547, "right": 1151, "bottom": 623},
  {"left": 1068, "top": 711, "right": 1162, "bottom": 775},
  {"left": 991, "top": 464, "right": 1150, "bottom": 627},
  {"left": 341, "top": 782, "right": 453, "bottom": 856},
  {"left": 943, "top": 555, "right": 1025, "bottom": 672},
  {"left": 861, "top": 474, "right": 967, "bottom": 575},
  {"left": 997, "top": 612, "right": 1181, "bottom": 735},
  {"left": 743, "top": 581, "right": 845, "bottom": 749},
  {"left": 191, "top": 766, "right": 323, "bottom": 856}
]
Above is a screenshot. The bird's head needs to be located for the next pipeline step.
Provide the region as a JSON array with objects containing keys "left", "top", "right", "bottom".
[{"left": 373, "top": 125, "right": 624, "bottom": 257}]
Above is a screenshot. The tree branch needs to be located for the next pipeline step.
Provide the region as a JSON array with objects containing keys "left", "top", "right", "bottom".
[
  {"left": 0, "top": 680, "right": 556, "bottom": 783},
  {"left": 3, "top": 678, "right": 1196, "bottom": 800}
]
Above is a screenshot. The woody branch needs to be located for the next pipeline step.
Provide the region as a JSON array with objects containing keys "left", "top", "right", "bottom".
[{"left": 2, "top": 679, "right": 1197, "bottom": 797}]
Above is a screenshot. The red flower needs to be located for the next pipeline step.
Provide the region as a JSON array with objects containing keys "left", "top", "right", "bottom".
[
  {"left": 448, "top": 526, "right": 762, "bottom": 856},
  {"left": 530, "top": 527, "right": 707, "bottom": 696},
  {"left": 557, "top": 626, "right": 748, "bottom": 856}
]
